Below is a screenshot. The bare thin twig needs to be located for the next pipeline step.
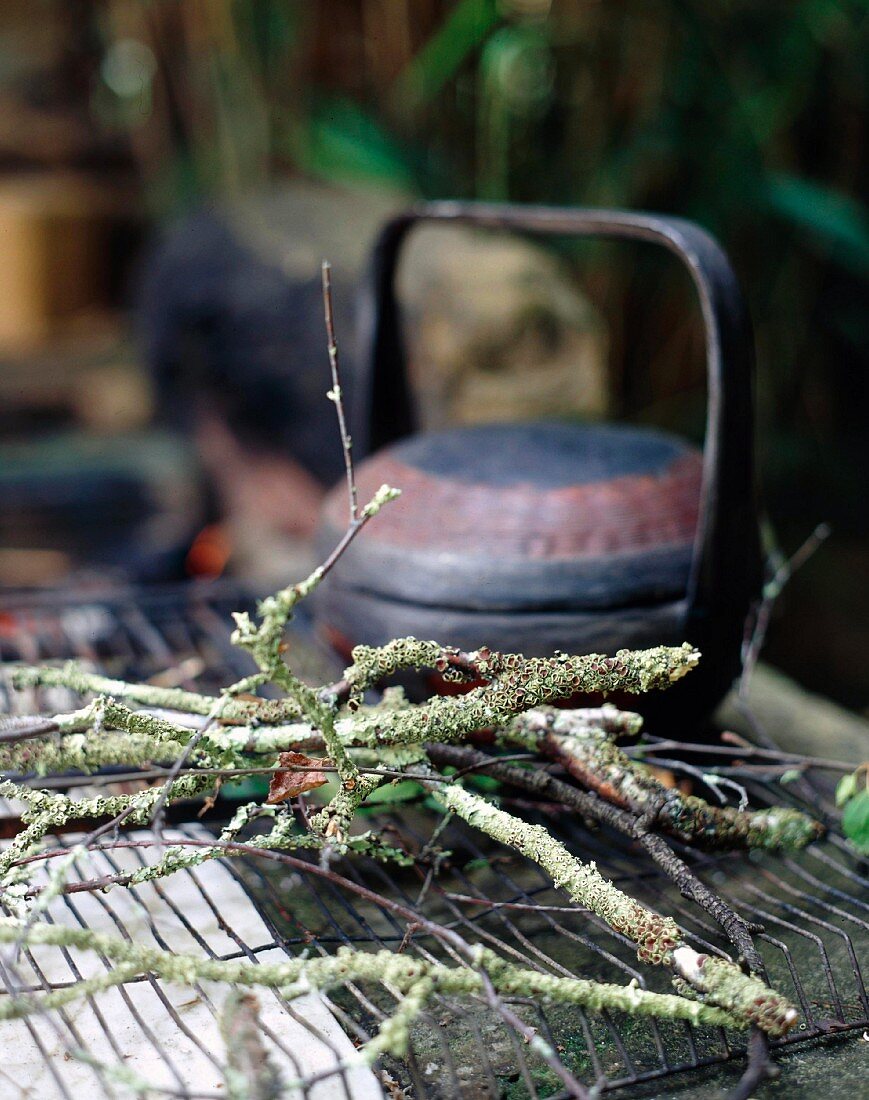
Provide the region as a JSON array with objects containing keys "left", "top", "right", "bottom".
[
  {"left": 0, "top": 716, "right": 60, "bottom": 744},
  {"left": 321, "top": 259, "right": 357, "bottom": 522},
  {"left": 631, "top": 737, "right": 854, "bottom": 773},
  {"left": 149, "top": 705, "right": 223, "bottom": 845},
  {"left": 475, "top": 970, "right": 589, "bottom": 1099},
  {"left": 642, "top": 756, "right": 750, "bottom": 810},
  {"left": 13, "top": 763, "right": 417, "bottom": 788},
  {"left": 740, "top": 522, "right": 831, "bottom": 697}
]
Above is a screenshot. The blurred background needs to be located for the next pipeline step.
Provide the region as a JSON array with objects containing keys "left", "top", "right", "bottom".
[{"left": 0, "top": 0, "right": 866, "bottom": 709}]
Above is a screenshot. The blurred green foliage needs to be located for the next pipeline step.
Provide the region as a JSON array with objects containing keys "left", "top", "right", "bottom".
[{"left": 114, "top": 0, "right": 867, "bottom": 533}]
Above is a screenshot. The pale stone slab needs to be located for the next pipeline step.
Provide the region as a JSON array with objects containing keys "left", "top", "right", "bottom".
[{"left": 1, "top": 826, "right": 383, "bottom": 1100}]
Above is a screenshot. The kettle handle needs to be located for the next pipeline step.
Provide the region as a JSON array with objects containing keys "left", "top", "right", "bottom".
[{"left": 355, "top": 201, "right": 759, "bottom": 628}]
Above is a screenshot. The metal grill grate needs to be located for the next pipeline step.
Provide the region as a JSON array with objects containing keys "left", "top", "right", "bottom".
[{"left": 1, "top": 583, "right": 866, "bottom": 1098}]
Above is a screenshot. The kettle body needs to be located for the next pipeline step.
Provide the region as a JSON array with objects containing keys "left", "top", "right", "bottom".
[{"left": 316, "top": 203, "right": 762, "bottom": 725}]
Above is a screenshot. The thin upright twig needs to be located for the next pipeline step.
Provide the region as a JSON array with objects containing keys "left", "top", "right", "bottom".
[
  {"left": 735, "top": 522, "right": 830, "bottom": 767},
  {"left": 321, "top": 260, "right": 357, "bottom": 522},
  {"left": 731, "top": 1028, "right": 777, "bottom": 1100},
  {"left": 148, "top": 708, "right": 222, "bottom": 845}
]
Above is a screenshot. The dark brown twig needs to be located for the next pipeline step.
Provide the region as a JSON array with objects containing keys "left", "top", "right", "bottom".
[
  {"left": 729, "top": 1028, "right": 777, "bottom": 1100},
  {"left": 11, "top": 763, "right": 423, "bottom": 790},
  {"left": 449, "top": 752, "right": 538, "bottom": 779}
]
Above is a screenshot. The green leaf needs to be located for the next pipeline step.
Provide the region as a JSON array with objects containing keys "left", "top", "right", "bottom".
[
  {"left": 835, "top": 771, "right": 859, "bottom": 807},
  {"left": 283, "top": 97, "right": 417, "bottom": 190},
  {"left": 463, "top": 856, "right": 490, "bottom": 873},
  {"left": 841, "top": 789, "right": 869, "bottom": 855},
  {"left": 466, "top": 773, "right": 501, "bottom": 794},
  {"left": 765, "top": 174, "right": 869, "bottom": 277},
  {"left": 392, "top": 0, "right": 500, "bottom": 112},
  {"left": 779, "top": 769, "right": 802, "bottom": 785},
  {"left": 363, "top": 780, "right": 425, "bottom": 806},
  {"left": 221, "top": 776, "right": 270, "bottom": 801}
]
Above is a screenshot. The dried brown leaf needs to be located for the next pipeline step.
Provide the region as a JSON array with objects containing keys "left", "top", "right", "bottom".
[{"left": 266, "top": 751, "right": 330, "bottom": 804}]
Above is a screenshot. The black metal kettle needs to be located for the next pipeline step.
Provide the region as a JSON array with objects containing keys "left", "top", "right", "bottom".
[{"left": 316, "top": 202, "right": 762, "bottom": 722}]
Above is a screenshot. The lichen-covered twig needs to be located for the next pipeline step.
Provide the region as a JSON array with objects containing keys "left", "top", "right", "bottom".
[
  {"left": 229, "top": 483, "right": 399, "bottom": 801},
  {"left": 0, "top": 775, "right": 214, "bottom": 878},
  {"left": 307, "top": 772, "right": 385, "bottom": 840},
  {"left": 0, "top": 924, "right": 744, "bottom": 1041},
  {"left": 2, "top": 789, "right": 412, "bottom": 894},
  {"left": 346, "top": 641, "right": 699, "bottom": 748},
  {"left": 419, "top": 772, "right": 797, "bottom": 1036},
  {"left": 0, "top": 668, "right": 809, "bottom": 1037},
  {"left": 0, "top": 728, "right": 185, "bottom": 777},
  {"left": 0, "top": 263, "right": 831, "bottom": 1092},
  {"left": 424, "top": 742, "right": 764, "bottom": 973},
  {"left": 9, "top": 662, "right": 298, "bottom": 723},
  {"left": 515, "top": 708, "right": 824, "bottom": 850},
  {"left": 7, "top": 644, "right": 693, "bottom": 761},
  {"left": 0, "top": 699, "right": 329, "bottom": 776}
]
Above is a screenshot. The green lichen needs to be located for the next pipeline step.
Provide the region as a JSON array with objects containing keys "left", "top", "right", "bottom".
[
  {"left": 426, "top": 777, "right": 682, "bottom": 966},
  {"left": 346, "top": 642, "right": 699, "bottom": 749},
  {"left": 308, "top": 772, "right": 385, "bottom": 840},
  {"left": 0, "top": 731, "right": 184, "bottom": 776},
  {"left": 0, "top": 924, "right": 741, "bottom": 1050},
  {"left": 672, "top": 947, "right": 798, "bottom": 1038}
]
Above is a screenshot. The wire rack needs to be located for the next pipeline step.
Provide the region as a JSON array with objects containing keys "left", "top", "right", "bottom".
[{"left": 0, "top": 582, "right": 866, "bottom": 1098}]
